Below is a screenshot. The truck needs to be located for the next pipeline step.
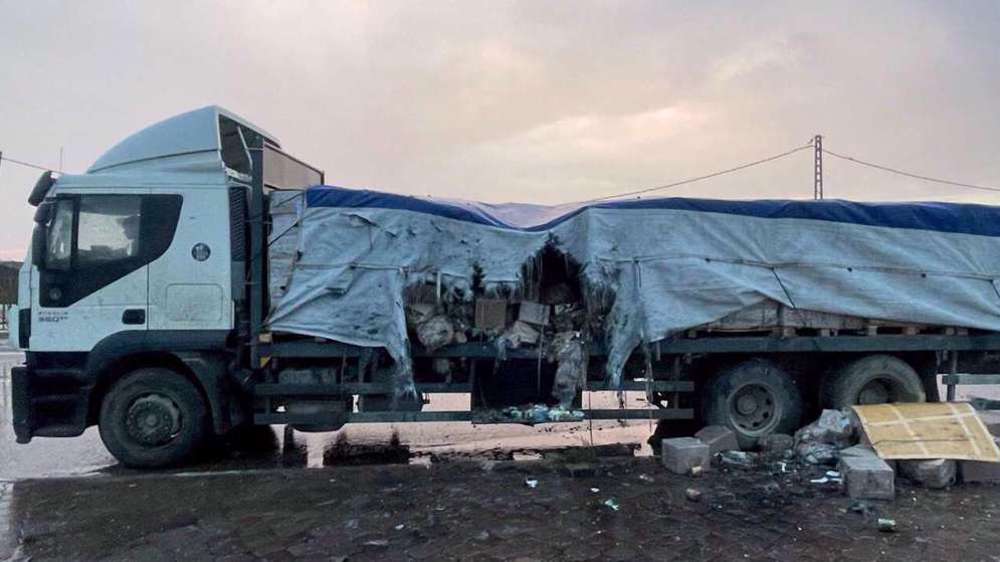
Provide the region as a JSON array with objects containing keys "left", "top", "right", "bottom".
[{"left": 12, "top": 106, "right": 1000, "bottom": 467}]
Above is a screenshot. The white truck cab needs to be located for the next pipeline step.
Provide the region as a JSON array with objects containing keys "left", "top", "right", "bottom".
[
  {"left": 13, "top": 106, "right": 322, "bottom": 466},
  {"left": 24, "top": 106, "right": 266, "bottom": 351}
]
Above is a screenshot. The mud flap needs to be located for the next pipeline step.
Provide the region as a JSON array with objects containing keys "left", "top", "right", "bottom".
[{"left": 12, "top": 365, "right": 33, "bottom": 443}]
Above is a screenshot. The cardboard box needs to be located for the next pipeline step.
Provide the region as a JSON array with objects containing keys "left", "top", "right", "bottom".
[
  {"left": 475, "top": 299, "right": 508, "bottom": 331},
  {"left": 518, "top": 301, "right": 550, "bottom": 326}
]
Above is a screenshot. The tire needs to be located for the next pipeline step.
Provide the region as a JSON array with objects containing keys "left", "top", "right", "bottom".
[
  {"left": 99, "top": 368, "right": 208, "bottom": 468},
  {"left": 703, "top": 359, "right": 803, "bottom": 450},
  {"left": 823, "top": 355, "right": 925, "bottom": 409}
]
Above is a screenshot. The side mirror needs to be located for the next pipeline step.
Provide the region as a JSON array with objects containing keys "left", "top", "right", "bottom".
[
  {"left": 31, "top": 224, "right": 46, "bottom": 268},
  {"left": 28, "top": 171, "right": 56, "bottom": 207},
  {"left": 33, "top": 200, "right": 52, "bottom": 224}
]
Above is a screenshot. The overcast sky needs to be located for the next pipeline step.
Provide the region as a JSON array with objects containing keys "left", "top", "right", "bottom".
[{"left": 2, "top": 1, "right": 1000, "bottom": 259}]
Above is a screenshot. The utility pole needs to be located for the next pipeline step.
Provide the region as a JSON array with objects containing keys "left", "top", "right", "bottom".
[{"left": 813, "top": 134, "right": 823, "bottom": 200}]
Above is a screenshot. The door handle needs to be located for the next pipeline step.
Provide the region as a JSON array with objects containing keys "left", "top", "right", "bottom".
[{"left": 122, "top": 309, "right": 146, "bottom": 325}]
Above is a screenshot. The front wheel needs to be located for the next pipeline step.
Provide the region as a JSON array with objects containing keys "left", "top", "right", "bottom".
[
  {"left": 703, "top": 359, "right": 803, "bottom": 450},
  {"left": 99, "top": 368, "right": 208, "bottom": 468}
]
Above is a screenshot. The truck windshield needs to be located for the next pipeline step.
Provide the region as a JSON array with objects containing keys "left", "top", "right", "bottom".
[{"left": 45, "top": 199, "right": 73, "bottom": 270}]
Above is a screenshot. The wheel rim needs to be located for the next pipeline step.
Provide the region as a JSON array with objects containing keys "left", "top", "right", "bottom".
[
  {"left": 728, "top": 383, "right": 780, "bottom": 435},
  {"left": 857, "top": 378, "right": 892, "bottom": 404},
  {"left": 125, "top": 394, "right": 182, "bottom": 446}
]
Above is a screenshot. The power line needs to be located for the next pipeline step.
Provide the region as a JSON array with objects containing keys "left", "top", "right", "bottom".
[
  {"left": 0, "top": 154, "right": 59, "bottom": 173},
  {"left": 822, "top": 148, "right": 1000, "bottom": 194},
  {"left": 587, "top": 141, "right": 815, "bottom": 202}
]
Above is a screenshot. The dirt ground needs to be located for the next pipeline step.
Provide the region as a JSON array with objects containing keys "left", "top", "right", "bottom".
[{"left": 4, "top": 450, "right": 1000, "bottom": 562}]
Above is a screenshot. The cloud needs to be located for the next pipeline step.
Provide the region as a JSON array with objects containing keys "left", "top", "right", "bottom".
[{"left": 2, "top": 1, "right": 1000, "bottom": 256}]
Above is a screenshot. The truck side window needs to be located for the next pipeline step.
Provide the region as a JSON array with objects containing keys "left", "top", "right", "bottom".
[
  {"left": 45, "top": 199, "right": 74, "bottom": 270},
  {"left": 76, "top": 196, "right": 142, "bottom": 267},
  {"left": 39, "top": 194, "right": 182, "bottom": 307}
]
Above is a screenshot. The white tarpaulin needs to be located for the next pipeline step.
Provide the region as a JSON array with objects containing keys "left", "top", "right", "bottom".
[{"left": 268, "top": 186, "right": 1000, "bottom": 397}]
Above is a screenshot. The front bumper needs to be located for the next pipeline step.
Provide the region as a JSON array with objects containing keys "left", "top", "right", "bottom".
[{"left": 11, "top": 362, "right": 92, "bottom": 444}]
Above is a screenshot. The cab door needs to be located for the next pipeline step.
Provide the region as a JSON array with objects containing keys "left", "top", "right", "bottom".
[{"left": 30, "top": 192, "right": 181, "bottom": 352}]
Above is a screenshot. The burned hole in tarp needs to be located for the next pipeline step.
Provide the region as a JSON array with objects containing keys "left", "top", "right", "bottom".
[
  {"left": 474, "top": 242, "right": 594, "bottom": 418},
  {"left": 396, "top": 240, "right": 605, "bottom": 416}
]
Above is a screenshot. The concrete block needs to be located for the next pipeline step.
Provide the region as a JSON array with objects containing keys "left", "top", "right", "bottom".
[
  {"left": 695, "top": 425, "right": 739, "bottom": 455},
  {"left": 840, "top": 444, "right": 876, "bottom": 458},
  {"left": 661, "top": 437, "right": 711, "bottom": 475},
  {"left": 840, "top": 445, "right": 896, "bottom": 470},
  {"left": 977, "top": 410, "right": 1000, "bottom": 437},
  {"left": 518, "top": 301, "right": 550, "bottom": 326},
  {"left": 960, "top": 461, "right": 1000, "bottom": 483},
  {"left": 839, "top": 455, "right": 895, "bottom": 500},
  {"left": 898, "top": 459, "right": 956, "bottom": 489}
]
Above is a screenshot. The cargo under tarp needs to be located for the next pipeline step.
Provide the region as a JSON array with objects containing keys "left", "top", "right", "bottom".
[{"left": 267, "top": 186, "right": 1000, "bottom": 398}]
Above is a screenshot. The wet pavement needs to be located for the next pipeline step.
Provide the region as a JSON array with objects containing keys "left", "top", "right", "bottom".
[
  {"left": 6, "top": 453, "right": 1000, "bottom": 561},
  {"left": 5, "top": 342, "right": 1000, "bottom": 560}
]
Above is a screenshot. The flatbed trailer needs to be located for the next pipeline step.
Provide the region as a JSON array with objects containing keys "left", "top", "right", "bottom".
[{"left": 13, "top": 106, "right": 1000, "bottom": 467}]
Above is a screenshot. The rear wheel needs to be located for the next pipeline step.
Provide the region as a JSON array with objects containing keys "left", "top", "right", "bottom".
[
  {"left": 99, "top": 368, "right": 208, "bottom": 468},
  {"left": 823, "top": 355, "right": 925, "bottom": 408},
  {"left": 703, "top": 359, "right": 803, "bottom": 450}
]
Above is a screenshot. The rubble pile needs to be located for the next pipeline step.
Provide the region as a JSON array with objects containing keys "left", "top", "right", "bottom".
[
  {"left": 793, "top": 409, "right": 859, "bottom": 465},
  {"left": 660, "top": 405, "right": 1000, "bottom": 505}
]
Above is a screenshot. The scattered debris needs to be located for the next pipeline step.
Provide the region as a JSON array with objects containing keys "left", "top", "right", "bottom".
[
  {"left": 685, "top": 488, "right": 703, "bottom": 502},
  {"left": 638, "top": 474, "right": 655, "bottom": 483},
  {"left": 590, "top": 487, "right": 600, "bottom": 493},
  {"left": 794, "top": 410, "right": 857, "bottom": 465},
  {"left": 602, "top": 498, "right": 621, "bottom": 511},
  {"left": 524, "top": 479, "right": 539, "bottom": 489},
  {"left": 877, "top": 518, "right": 897, "bottom": 533},
  {"left": 479, "top": 404, "right": 586, "bottom": 424},
  {"left": 690, "top": 465, "right": 704, "bottom": 477},
  {"left": 718, "top": 450, "right": 758, "bottom": 469}
]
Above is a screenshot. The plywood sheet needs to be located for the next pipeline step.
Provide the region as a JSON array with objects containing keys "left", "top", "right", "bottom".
[{"left": 852, "top": 402, "right": 1000, "bottom": 462}]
